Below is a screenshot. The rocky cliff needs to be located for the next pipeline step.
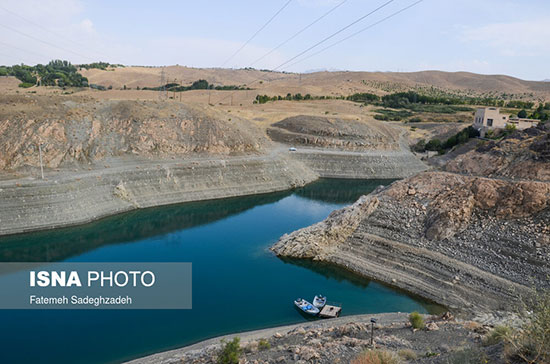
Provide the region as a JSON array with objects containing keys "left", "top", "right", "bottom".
[{"left": 0, "top": 95, "right": 269, "bottom": 171}]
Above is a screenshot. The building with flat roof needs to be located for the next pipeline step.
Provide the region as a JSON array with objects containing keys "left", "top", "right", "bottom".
[{"left": 473, "top": 107, "right": 539, "bottom": 134}]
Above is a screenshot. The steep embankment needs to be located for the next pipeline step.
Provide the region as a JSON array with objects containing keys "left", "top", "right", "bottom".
[
  {"left": 273, "top": 125, "right": 550, "bottom": 312},
  {"left": 267, "top": 115, "right": 427, "bottom": 178},
  {"left": 0, "top": 155, "right": 315, "bottom": 236}
]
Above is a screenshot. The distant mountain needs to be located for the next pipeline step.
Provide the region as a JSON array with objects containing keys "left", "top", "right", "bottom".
[
  {"left": 79, "top": 66, "right": 550, "bottom": 97},
  {"left": 542, "top": 79, "right": 550, "bottom": 82},
  {"left": 302, "top": 67, "right": 345, "bottom": 74}
]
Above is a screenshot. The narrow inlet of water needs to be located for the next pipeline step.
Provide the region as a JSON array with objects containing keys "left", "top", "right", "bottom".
[{"left": 0, "top": 179, "right": 443, "bottom": 364}]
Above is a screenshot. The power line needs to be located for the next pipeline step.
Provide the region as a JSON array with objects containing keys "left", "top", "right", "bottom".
[
  {"left": 0, "top": 22, "right": 95, "bottom": 61},
  {"left": 214, "top": 0, "right": 396, "bottom": 104},
  {"left": 0, "top": 40, "right": 48, "bottom": 63},
  {"left": 285, "top": 0, "right": 424, "bottom": 70},
  {"left": 220, "top": 0, "right": 293, "bottom": 68},
  {"left": 249, "top": 0, "right": 348, "bottom": 67},
  {"left": 271, "top": 0, "right": 396, "bottom": 72},
  {"left": 0, "top": 51, "right": 34, "bottom": 64},
  {"left": 0, "top": 5, "right": 109, "bottom": 61}
]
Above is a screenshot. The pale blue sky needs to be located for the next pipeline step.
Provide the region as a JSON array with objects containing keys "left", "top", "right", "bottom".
[{"left": 1, "top": 0, "right": 549, "bottom": 80}]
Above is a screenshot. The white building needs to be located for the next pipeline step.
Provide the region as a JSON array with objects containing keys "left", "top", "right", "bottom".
[{"left": 473, "top": 107, "right": 539, "bottom": 133}]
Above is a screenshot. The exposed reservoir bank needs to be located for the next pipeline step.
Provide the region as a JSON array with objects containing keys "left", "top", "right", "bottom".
[{"left": 0, "top": 179, "right": 442, "bottom": 364}]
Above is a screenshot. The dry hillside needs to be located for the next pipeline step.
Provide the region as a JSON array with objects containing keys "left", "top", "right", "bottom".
[
  {"left": 78, "top": 66, "right": 550, "bottom": 100},
  {"left": 0, "top": 94, "right": 269, "bottom": 171}
]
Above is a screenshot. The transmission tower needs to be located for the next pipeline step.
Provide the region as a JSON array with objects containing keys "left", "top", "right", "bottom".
[{"left": 159, "top": 67, "right": 167, "bottom": 101}]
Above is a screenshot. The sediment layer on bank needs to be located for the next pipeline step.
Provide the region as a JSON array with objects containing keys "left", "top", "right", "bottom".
[
  {"left": 0, "top": 154, "right": 317, "bottom": 236},
  {"left": 273, "top": 127, "right": 550, "bottom": 312},
  {"left": 291, "top": 150, "right": 428, "bottom": 179},
  {"left": 272, "top": 172, "right": 550, "bottom": 312}
]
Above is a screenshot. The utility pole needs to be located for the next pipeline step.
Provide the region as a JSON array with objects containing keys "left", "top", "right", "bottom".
[
  {"left": 230, "top": 94, "right": 233, "bottom": 106},
  {"left": 38, "top": 143, "right": 44, "bottom": 180},
  {"left": 180, "top": 80, "right": 182, "bottom": 102},
  {"left": 208, "top": 90, "right": 211, "bottom": 105},
  {"left": 370, "top": 318, "right": 377, "bottom": 346},
  {"left": 159, "top": 67, "right": 167, "bottom": 101}
]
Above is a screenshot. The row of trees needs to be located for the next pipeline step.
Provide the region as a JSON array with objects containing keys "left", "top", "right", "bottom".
[
  {"left": 142, "top": 79, "right": 250, "bottom": 92},
  {"left": 254, "top": 93, "right": 348, "bottom": 104},
  {"left": 519, "top": 103, "right": 550, "bottom": 121},
  {"left": 379, "top": 91, "right": 534, "bottom": 109},
  {"left": 78, "top": 62, "right": 123, "bottom": 70},
  {"left": 253, "top": 90, "right": 539, "bottom": 111},
  {"left": 0, "top": 60, "right": 88, "bottom": 87},
  {"left": 412, "top": 126, "right": 480, "bottom": 153}
]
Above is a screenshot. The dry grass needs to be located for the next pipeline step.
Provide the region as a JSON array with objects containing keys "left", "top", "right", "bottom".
[
  {"left": 397, "top": 349, "right": 417, "bottom": 361},
  {"left": 351, "top": 350, "right": 401, "bottom": 364},
  {"left": 463, "top": 321, "right": 482, "bottom": 331},
  {"left": 482, "top": 325, "right": 512, "bottom": 346}
]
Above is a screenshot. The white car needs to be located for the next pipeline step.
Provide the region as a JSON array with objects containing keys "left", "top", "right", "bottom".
[{"left": 289, "top": 147, "right": 297, "bottom": 152}]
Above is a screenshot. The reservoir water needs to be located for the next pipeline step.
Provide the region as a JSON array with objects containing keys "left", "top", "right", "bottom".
[{"left": 0, "top": 179, "right": 442, "bottom": 364}]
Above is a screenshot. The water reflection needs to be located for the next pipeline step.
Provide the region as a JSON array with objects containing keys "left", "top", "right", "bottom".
[
  {"left": 294, "top": 178, "right": 395, "bottom": 204},
  {"left": 0, "top": 178, "right": 393, "bottom": 263},
  {"left": 279, "top": 257, "right": 371, "bottom": 289},
  {"left": 0, "top": 191, "right": 290, "bottom": 262},
  {"left": 280, "top": 257, "right": 446, "bottom": 315}
]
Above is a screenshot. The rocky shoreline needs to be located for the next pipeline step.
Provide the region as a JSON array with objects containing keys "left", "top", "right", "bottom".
[
  {"left": 124, "top": 311, "right": 516, "bottom": 364},
  {"left": 0, "top": 146, "right": 426, "bottom": 236},
  {"left": 272, "top": 126, "right": 550, "bottom": 313}
]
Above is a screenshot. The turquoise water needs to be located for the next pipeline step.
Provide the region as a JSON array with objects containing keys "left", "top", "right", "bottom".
[{"left": 0, "top": 179, "right": 441, "bottom": 364}]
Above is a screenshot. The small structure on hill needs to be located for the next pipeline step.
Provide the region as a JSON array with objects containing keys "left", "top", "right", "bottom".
[{"left": 473, "top": 107, "right": 539, "bottom": 136}]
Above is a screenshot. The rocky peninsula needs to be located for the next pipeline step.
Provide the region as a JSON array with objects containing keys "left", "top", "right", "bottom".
[{"left": 272, "top": 125, "right": 550, "bottom": 313}]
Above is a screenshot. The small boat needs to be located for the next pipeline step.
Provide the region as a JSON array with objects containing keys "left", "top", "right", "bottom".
[
  {"left": 313, "top": 295, "right": 326, "bottom": 308},
  {"left": 294, "top": 298, "right": 320, "bottom": 316}
]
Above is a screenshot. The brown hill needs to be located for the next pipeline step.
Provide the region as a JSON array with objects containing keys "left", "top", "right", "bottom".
[
  {"left": 267, "top": 115, "right": 400, "bottom": 151},
  {"left": 80, "top": 66, "right": 550, "bottom": 100}
]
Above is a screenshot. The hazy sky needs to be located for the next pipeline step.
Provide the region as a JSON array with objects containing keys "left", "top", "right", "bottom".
[{"left": 1, "top": 0, "right": 549, "bottom": 80}]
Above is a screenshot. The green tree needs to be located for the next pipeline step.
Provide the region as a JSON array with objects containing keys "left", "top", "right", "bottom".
[
  {"left": 425, "top": 139, "right": 442, "bottom": 151},
  {"left": 218, "top": 337, "right": 241, "bottom": 364},
  {"left": 518, "top": 109, "right": 528, "bottom": 118}
]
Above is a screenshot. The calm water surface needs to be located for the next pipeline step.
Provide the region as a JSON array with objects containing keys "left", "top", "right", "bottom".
[{"left": 0, "top": 179, "right": 441, "bottom": 364}]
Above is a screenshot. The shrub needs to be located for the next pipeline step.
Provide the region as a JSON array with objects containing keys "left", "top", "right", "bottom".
[
  {"left": 445, "top": 347, "right": 486, "bottom": 364},
  {"left": 411, "top": 139, "right": 426, "bottom": 153},
  {"left": 507, "top": 289, "right": 550, "bottom": 363},
  {"left": 483, "top": 325, "right": 512, "bottom": 346},
  {"left": 18, "top": 82, "right": 34, "bottom": 88},
  {"left": 351, "top": 350, "right": 401, "bottom": 364},
  {"left": 258, "top": 338, "right": 270, "bottom": 351},
  {"left": 505, "top": 123, "right": 517, "bottom": 132},
  {"left": 398, "top": 349, "right": 417, "bottom": 360},
  {"left": 408, "top": 117, "right": 422, "bottom": 123},
  {"left": 409, "top": 312, "right": 425, "bottom": 329},
  {"left": 347, "top": 92, "right": 380, "bottom": 103},
  {"left": 518, "top": 109, "right": 528, "bottom": 118},
  {"left": 217, "top": 337, "right": 241, "bottom": 364},
  {"left": 425, "top": 139, "right": 442, "bottom": 152}
]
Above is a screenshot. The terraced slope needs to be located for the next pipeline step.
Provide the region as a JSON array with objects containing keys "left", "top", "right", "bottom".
[{"left": 272, "top": 125, "right": 550, "bottom": 312}]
